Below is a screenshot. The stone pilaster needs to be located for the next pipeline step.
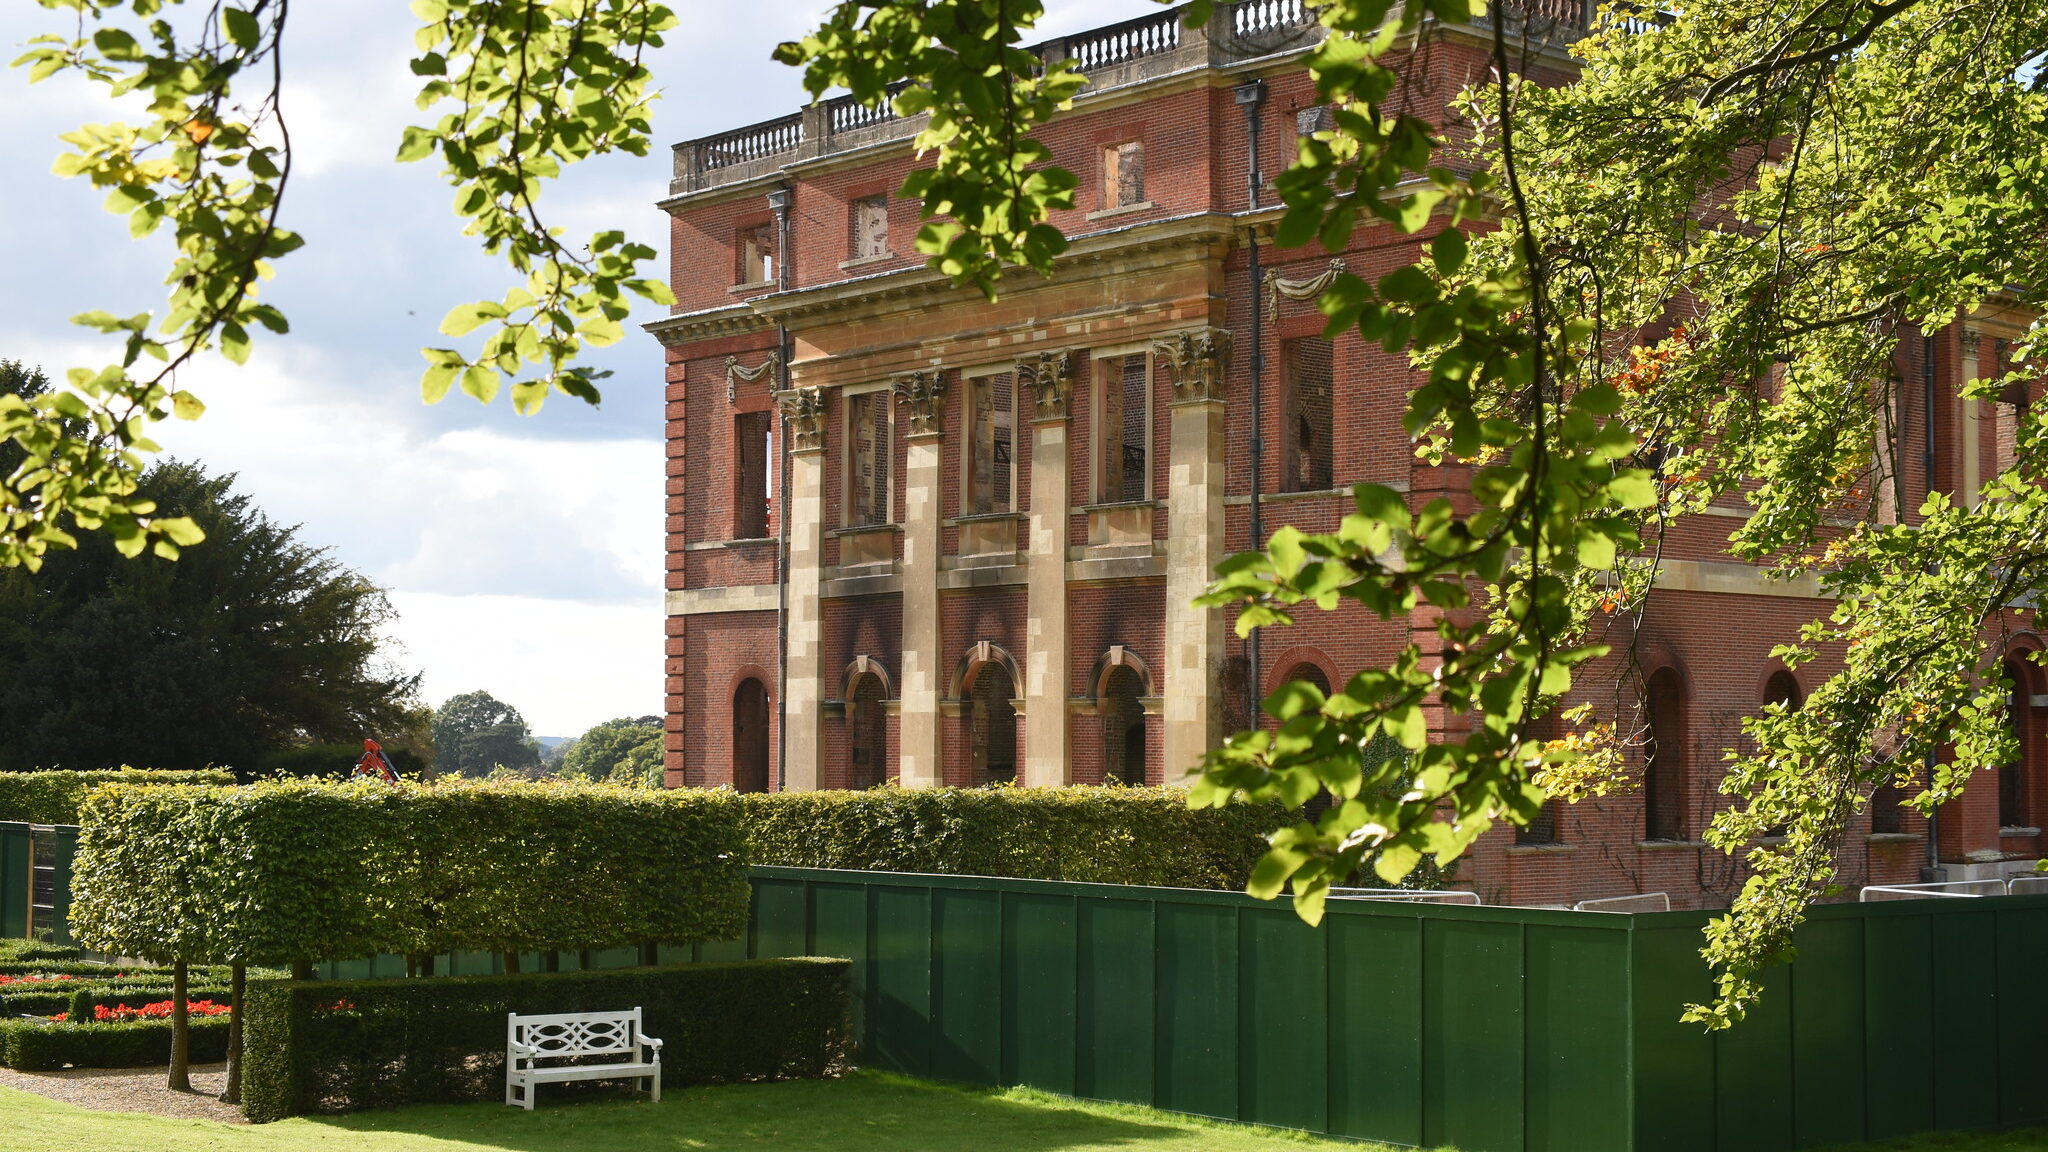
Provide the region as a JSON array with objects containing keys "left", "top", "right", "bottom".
[
  {"left": 1158, "top": 328, "right": 1232, "bottom": 780},
  {"left": 779, "top": 386, "right": 827, "bottom": 790},
  {"left": 896, "top": 370, "right": 946, "bottom": 788},
  {"left": 1962, "top": 328, "right": 1985, "bottom": 508},
  {"left": 1022, "top": 350, "right": 1074, "bottom": 787}
]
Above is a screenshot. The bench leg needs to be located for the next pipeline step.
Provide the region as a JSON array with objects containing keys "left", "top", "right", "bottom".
[{"left": 650, "top": 1070, "right": 660, "bottom": 1104}]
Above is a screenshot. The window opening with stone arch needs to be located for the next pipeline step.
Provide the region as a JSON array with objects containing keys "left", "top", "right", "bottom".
[
  {"left": 1283, "top": 663, "right": 1333, "bottom": 820},
  {"left": 1100, "top": 664, "right": 1149, "bottom": 785},
  {"left": 849, "top": 672, "right": 888, "bottom": 790},
  {"left": 1643, "top": 668, "right": 1688, "bottom": 842},
  {"left": 969, "top": 664, "right": 1017, "bottom": 786},
  {"left": 1762, "top": 670, "right": 1802, "bottom": 836},
  {"left": 732, "top": 678, "right": 770, "bottom": 793}
]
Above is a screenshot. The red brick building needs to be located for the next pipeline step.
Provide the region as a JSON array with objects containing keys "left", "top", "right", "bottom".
[{"left": 649, "top": 1, "right": 2043, "bottom": 908}]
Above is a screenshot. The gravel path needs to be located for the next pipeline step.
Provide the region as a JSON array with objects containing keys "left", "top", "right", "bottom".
[{"left": 0, "top": 1061, "right": 246, "bottom": 1123}]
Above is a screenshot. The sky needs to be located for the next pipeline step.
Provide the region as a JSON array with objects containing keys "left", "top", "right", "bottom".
[{"left": 0, "top": 0, "right": 1162, "bottom": 739}]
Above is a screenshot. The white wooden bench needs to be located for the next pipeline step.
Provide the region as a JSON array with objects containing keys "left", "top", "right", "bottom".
[{"left": 505, "top": 1007, "right": 663, "bottom": 1110}]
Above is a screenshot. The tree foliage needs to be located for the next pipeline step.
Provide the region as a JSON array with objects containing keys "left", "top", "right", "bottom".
[
  {"left": 0, "top": 457, "right": 418, "bottom": 773},
  {"left": 3, "top": 0, "right": 676, "bottom": 569},
  {"left": 556, "top": 714, "right": 662, "bottom": 787},
  {"left": 431, "top": 689, "right": 541, "bottom": 778}
]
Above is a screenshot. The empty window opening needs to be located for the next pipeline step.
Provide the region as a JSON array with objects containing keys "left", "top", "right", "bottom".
[
  {"left": 733, "top": 679, "right": 770, "bottom": 793},
  {"left": 734, "top": 410, "right": 773, "bottom": 539},
  {"left": 1104, "top": 141, "right": 1145, "bottom": 209},
  {"left": 2001, "top": 661, "right": 2030, "bottom": 829},
  {"left": 1098, "top": 354, "right": 1149, "bottom": 503},
  {"left": 1100, "top": 665, "right": 1149, "bottom": 786},
  {"left": 1284, "top": 338, "right": 1334, "bottom": 492},
  {"left": 739, "top": 223, "right": 776, "bottom": 284},
  {"left": 1516, "top": 710, "right": 1561, "bottom": 845},
  {"left": 1870, "top": 776, "right": 1905, "bottom": 835},
  {"left": 851, "top": 196, "right": 889, "bottom": 260},
  {"left": 1643, "top": 668, "right": 1687, "bottom": 842},
  {"left": 847, "top": 390, "right": 892, "bottom": 527},
  {"left": 969, "top": 665, "right": 1017, "bottom": 785},
  {"left": 849, "top": 673, "right": 887, "bottom": 790},
  {"left": 1765, "top": 670, "right": 1802, "bottom": 711},
  {"left": 967, "top": 372, "right": 1016, "bottom": 515}
]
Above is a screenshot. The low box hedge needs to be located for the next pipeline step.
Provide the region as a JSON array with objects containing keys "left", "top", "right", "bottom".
[
  {"left": 0, "top": 767, "right": 235, "bottom": 824},
  {"left": 241, "top": 957, "right": 852, "bottom": 1122},
  {"left": 0, "top": 940, "right": 86, "bottom": 965},
  {"left": 740, "top": 786, "right": 1288, "bottom": 889},
  {"left": 0, "top": 1016, "right": 229, "bottom": 1070}
]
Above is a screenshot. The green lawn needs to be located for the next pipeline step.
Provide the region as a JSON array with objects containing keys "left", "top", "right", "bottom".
[{"left": 5, "top": 1071, "right": 2046, "bottom": 1152}]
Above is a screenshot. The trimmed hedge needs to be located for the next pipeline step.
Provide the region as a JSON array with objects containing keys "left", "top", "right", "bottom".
[
  {"left": 241, "top": 958, "right": 852, "bottom": 1121},
  {"left": 0, "top": 768, "right": 235, "bottom": 824},
  {"left": 254, "top": 743, "right": 425, "bottom": 781},
  {"left": 0, "top": 939, "right": 85, "bottom": 965},
  {"left": 71, "top": 778, "right": 750, "bottom": 967},
  {"left": 0, "top": 1016, "right": 230, "bottom": 1070},
  {"left": 740, "top": 786, "right": 1288, "bottom": 890}
]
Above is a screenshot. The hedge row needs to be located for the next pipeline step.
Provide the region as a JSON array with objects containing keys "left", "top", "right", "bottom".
[
  {"left": 0, "top": 1016, "right": 230, "bottom": 1070},
  {"left": 254, "top": 743, "right": 425, "bottom": 781},
  {"left": 71, "top": 778, "right": 750, "bottom": 967},
  {"left": 0, "top": 768, "right": 235, "bottom": 824},
  {"left": 739, "top": 786, "right": 1288, "bottom": 890},
  {"left": 0, "top": 939, "right": 85, "bottom": 965},
  {"left": 241, "top": 958, "right": 852, "bottom": 1121}
]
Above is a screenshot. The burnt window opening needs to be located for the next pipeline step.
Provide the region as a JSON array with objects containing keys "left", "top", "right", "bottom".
[
  {"left": 969, "top": 665, "right": 1017, "bottom": 785},
  {"left": 1295, "top": 105, "right": 1335, "bottom": 136},
  {"left": 1104, "top": 141, "right": 1145, "bottom": 209},
  {"left": 2001, "top": 662, "right": 2031, "bottom": 829},
  {"left": 851, "top": 195, "right": 889, "bottom": 260},
  {"left": 1098, "top": 354, "right": 1149, "bottom": 504},
  {"left": 847, "top": 390, "right": 892, "bottom": 527},
  {"left": 1100, "top": 664, "right": 1149, "bottom": 786},
  {"left": 1759, "top": 670, "right": 1802, "bottom": 837},
  {"left": 1283, "top": 338, "right": 1334, "bottom": 492},
  {"left": 1286, "top": 664, "right": 1334, "bottom": 823},
  {"left": 1516, "top": 710, "right": 1561, "bottom": 846},
  {"left": 1870, "top": 774, "right": 1906, "bottom": 835},
  {"left": 1644, "top": 668, "right": 1688, "bottom": 842},
  {"left": 849, "top": 673, "right": 887, "bottom": 790},
  {"left": 734, "top": 410, "right": 773, "bottom": 539},
  {"left": 968, "top": 372, "right": 1016, "bottom": 515},
  {"left": 738, "top": 223, "right": 776, "bottom": 285},
  {"left": 732, "top": 678, "right": 770, "bottom": 793}
]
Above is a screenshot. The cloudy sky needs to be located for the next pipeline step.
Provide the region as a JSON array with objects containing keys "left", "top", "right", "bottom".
[{"left": 0, "top": 0, "right": 1160, "bottom": 739}]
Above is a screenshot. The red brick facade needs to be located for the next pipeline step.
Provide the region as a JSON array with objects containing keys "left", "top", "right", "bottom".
[{"left": 650, "top": 3, "right": 2043, "bottom": 908}]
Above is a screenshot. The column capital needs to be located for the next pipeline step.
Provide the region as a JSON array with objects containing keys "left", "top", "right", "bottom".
[
  {"left": 777, "top": 386, "right": 827, "bottom": 454},
  {"left": 894, "top": 369, "right": 947, "bottom": 437},
  {"left": 1156, "top": 327, "right": 1233, "bottom": 404},
  {"left": 1019, "top": 349, "right": 1075, "bottom": 421},
  {"left": 1961, "top": 328, "right": 1984, "bottom": 358}
]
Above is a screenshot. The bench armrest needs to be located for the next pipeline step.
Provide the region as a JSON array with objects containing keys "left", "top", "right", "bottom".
[
  {"left": 641, "top": 1035, "right": 664, "bottom": 1051},
  {"left": 508, "top": 1040, "right": 538, "bottom": 1058}
]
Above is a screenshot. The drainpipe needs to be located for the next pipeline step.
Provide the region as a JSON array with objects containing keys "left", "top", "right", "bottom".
[
  {"left": 1922, "top": 331, "right": 1939, "bottom": 878},
  {"left": 1236, "top": 78, "right": 1267, "bottom": 725},
  {"left": 769, "top": 185, "right": 794, "bottom": 792}
]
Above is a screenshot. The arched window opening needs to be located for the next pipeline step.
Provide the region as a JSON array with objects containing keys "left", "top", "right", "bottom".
[
  {"left": 970, "top": 665, "right": 1017, "bottom": 786},
  {"left": 1516, "top": 710, "right": 1561, "bottom": 846},
  {"left": 1765, "top": 670, "right": 1802, "bottom": 711},
  {"left": 1644, "top": 669, "right": 1688, "bottom": 842},
  {"left": 1100, "top": 665, "right": 1149, "bottom": 785},
  {"left": 849, "top": 673, "right": 887, "bottom": 790},
  {"left": 1870, "top": 773, "right": 1905, "bottom": 835},
  {"left": 1285, "top": 663, "right": 1333, "bottom": 819},
  {"left": 732, "top": 678, "right": 770, "bottom": 793},
  {"left": 2001, "top": 660, "right": 2030, "bottom": 830}
]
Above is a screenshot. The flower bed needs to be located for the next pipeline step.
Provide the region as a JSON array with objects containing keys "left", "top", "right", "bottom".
[{"left": 47, "top": 998, "right": 234, "bottom": 1023}]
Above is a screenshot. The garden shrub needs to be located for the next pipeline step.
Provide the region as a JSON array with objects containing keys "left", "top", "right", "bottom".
[
  {"left": 0, "top": 939, "right": 85, "bottom": 964},
  {"left": 240, "top": 958, "right": 851, "bottom": 1121},
  {"left": 253, "top": 744, "right": 425, "bottom": 781},
  {"left": 71, "top": 778, "right": 751, "bottom": 967},
  {"left": 741, "top": 786, "right": 1289, "bottom": 890},
  {"left": 0, "top": 1016, "right": 229, "bottom": 1070},
  {"left": 0, "top": 767, "right": 235, "bottom": 824}
]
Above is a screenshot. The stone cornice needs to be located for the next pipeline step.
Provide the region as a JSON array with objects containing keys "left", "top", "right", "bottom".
[{"left": 643, "top": 305, "right": 775, "bottom": 347}]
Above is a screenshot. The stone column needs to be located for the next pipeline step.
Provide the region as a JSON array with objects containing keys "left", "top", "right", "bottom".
[
  {"left": 779, "top": 386, "right": 827, "bottom": 791},
  {"left": 1158, "top": 328, "right": 1232, "bottom": 781},
  {"left": 895, "top": 370, "right": 946, "bottom": 788},
  {"left": 1961, "top": 328, "right": 1985, "bottom": 509},
  {"left": 1023, "top": 351, "right": 1075, "bottom": 787}
]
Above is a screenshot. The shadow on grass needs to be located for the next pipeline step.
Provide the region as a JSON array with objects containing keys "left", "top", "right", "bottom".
[{"left": 298, "top": 1071, "right": 1298, "bottom": 1152}]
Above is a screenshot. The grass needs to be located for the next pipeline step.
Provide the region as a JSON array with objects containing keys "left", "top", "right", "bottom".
[
  {"left": 0, "top": 1070, "right": 1403, "bottom": 1152},
  {"left": 4, "top": 1070, "right": 2046, "bottom": 1151}
]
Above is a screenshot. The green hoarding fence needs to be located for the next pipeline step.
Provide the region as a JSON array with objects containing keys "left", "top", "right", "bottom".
[
  {"left": 0, "top": 822, "right": 79, "bottom": 945},
  {"left": 741, "top": 867, "right": 2048, "bottom": 1152},
  {"left": 8, "top": 836, "right": 2046, "bottom": 1151}
]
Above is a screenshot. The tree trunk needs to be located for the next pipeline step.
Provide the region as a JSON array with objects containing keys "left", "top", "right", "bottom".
[
  {"left": 639, "top": 941, "right": 659, "bottom": 967},
  {"left": 420, "top": 953, "right": 435, "bottom": 977},
  {"left": 543, "top": 951, "right": 560, "bottom": 973},
  {"left": 219, "top": 963, "right": 245, "bottom": 1104},
  {"left": 166, "top": 960, "right": 191, "bottom": 1092},
  {"left": 503, "top": 951, "right": 521, "bottom": 974}
]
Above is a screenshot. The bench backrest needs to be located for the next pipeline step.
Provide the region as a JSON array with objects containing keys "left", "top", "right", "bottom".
[{"left": 507, "top": 1007, "right": 644, "bottom": 1059}]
